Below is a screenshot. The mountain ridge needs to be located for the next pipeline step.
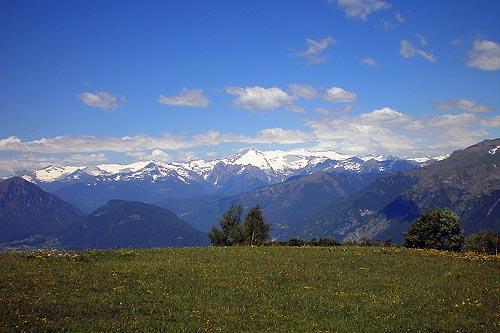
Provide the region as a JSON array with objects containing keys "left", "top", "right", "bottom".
[
  {"left": 0, "top": 177, "right": 84, "bottom": 243},
  {"left": 62, "top": 199, "right": 208, "bottom": 249},
  {"left": 15, "top": 147, "right": 438, "bottom": 212},
  {"left": 304, "top": 138, "right": 500, "bottom": 242},
  {"left": 17, "top": 147, "right": 442, "bottom": 185}
]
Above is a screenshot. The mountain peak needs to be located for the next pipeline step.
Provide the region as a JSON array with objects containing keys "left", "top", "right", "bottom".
[
  {"left": 0, "top": 177, "right": 84, "bottom": 243},
  {"left": 33, "top": 165, "right": 85, "bottom": 182},
  {"left": 230, "top": 146, "right": 261, "bottom": 157},
  {"left": 1, "top": 176, "right": 31, "bottom": 187},
  {"left": 226, "top": 147, "right": 272, "bottom": 169},
  {"left": 65, "top": 199, "right": 208, "bottom": 249}
]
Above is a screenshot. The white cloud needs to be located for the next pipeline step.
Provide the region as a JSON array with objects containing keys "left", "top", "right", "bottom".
[
  {"left": 324, "top": 87, "right": 357, "bottom": 103},
  {"left": 315, "top": 105, "right": 353, "bottom": 115},
  {"left": 315, "top": 107, "right": 332, "bottom": 115},
  {"left": 331, "top": 0, "right": 391, "bottom": 21},
  {"left": 193, "top": 128, "right": 312, "bottom": 146},
  {"left": 1, "top": 106, "right": 496, "bottom": 174},
  {"left": 254, "top": 128, "right": 313, "bottom": 144},
  {"left": 427, "top": 113, "right": 478, "bottom": 128},
  {"left": 286, "top": 105, "right": 306, "bottom": 113},
  {"left": 358, "top": 107, "right": 411, "bottom": 125},
  {"left": 177, "top": 151, "right": 198, "bottom": 161},
  {"left": 0, "top": 126, "right": 314, "bottom": 157},
  {"left": 395, "top": 12, "right": 405, "bottom": 23},
  {"left": 379, "top": 12, "right": 404, "bottom": 31},
  {"left": 0, "top": 134, "right": 194, "bottom": 153},
  {"left": 158, "top": 88, "right": 209, "bottom": 107},
  {"left": 151, "top": 149, "right": 172, "bottom": 161},
  {"left": 467, "top": 40, "right": 500, "bottom": 71},
  {"left": 434, "top": 99, "right": 491, "bottom": 113},
  {"left": 297, "top": 36, "right": 335, "bottom": 64},
  {"left": 129, "top": 149, "right": 196, "bottom": 163},
  {"left": 415, "top": 34, "right": 427, "bottom": 46},
  {"left": 288, "top": 84, "right": 318, "bottom": 99},
  {"left": 307, "top": 109, "right": 492, "bottom": 156},
  {"left": 451, "top": 38, "right": 463, "bottom": 46},
  {"left": 307, "top": 120, "right": 418, "bottom": 154},
  {"left": 361, "top": 57, "right": 378, "bottom": 67},
  {"left": 76, "top": 91, "right": 122, "bottom": 111},
  {"left": 0, "top": 153, "right": 107, "bottom": 175},
  {"left": 399, "top": 40, "right": 436, "bottom": 63},
  {"left": 481, "top": 116, "right": 500, "bottom": 128},
  {"left": 225, "top": 86, "right": 295, "bottom": 111}
]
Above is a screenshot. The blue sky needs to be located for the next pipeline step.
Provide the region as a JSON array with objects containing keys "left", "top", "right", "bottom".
[{"left": 0, "top": 0, "right": 499, "bottom": 174}]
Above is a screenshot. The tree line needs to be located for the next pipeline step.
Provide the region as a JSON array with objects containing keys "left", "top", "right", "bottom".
[{"left": 209, "top": 206, "right": 498, "bottom": 254}]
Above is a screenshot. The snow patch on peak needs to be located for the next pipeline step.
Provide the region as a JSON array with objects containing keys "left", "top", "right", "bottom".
[
  {"left": 434, "top": 154, "right": 450, "bottom": 161},
  {"left": 359, "top": 155, "right": 386, "bottom": 162},
  {"left": 226, "top": 148, "right": 273, "bottom": 170},
  {"left": 21, "top": 175, "right": 34, "bottom": 182},
  {"left": 179, "top": 159, "right": 218, "bottom": 177},
  {"left": 288, "top": 149, "right": 352, "bottom": 161},
  {"left": 408, "top": 154, "right": 449, "bottom": 163},
  {"left": 34, "top": 165, "right": 85, "bottom": 182},
  {"left": 333, "top": 160, "right": 362, "bottom": 171},
  {"left": 488, "top": 145, "right": 500, "bottom": 155},
  {"left": 96, "top": 161, "right": 152, "bottom": 174},
  {"left": 407, "top": 156, "right": 433, "bottom": 163}
]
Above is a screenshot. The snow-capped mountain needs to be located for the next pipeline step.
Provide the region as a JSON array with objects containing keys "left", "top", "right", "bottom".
[
  {"left": 19, "top": 147, "right": 444, "bottom": 186},
  {"left": 16, "top": 147, "right": 444, "bottom": 212}
]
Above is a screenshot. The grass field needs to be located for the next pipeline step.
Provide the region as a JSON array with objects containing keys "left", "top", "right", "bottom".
[{"left": 0, "top": 246, "right": 498, "bottom": 332}]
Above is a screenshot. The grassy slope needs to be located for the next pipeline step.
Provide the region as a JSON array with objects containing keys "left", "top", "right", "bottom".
[{"left": 0, "top": 247, "right": 498, "bottom": 332}]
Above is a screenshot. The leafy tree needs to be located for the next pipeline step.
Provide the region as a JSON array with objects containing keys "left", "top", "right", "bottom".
[
  {"left": 209, "top": 204, "right": 270, "bottom": 246},
  {"left": 465, "top": 230, "right": 499, "bottom": 255},
  {"left": 404, "top": 209, "right": 464, "bottom": 251},
  {"left": 208, "top": 227, "right": 227, "bottom": 246},
  {"left": 208, "top": 205, "right": 243, "bottom": 246},
  {"left": 242, "top": 205, "right": 270, "bottom": 245}
]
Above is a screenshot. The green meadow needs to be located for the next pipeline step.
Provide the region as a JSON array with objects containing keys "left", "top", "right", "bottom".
[{"left": 0, "top": 247, "right": 498, "bottom": 332}]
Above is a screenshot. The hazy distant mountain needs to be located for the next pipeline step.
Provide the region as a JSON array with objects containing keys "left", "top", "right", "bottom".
[
  {"left": 62, "top": 200, "right": 208, "bottom": 249},
  {"left": 303, "top": 139, "right": 500, "bottom": 242},
  {"left": 0, "top": 177, "right": 84, "bottom": 243},
  {"left": 160, "top": 170, "right": 393, "bottom": 239},
  {"left": 18, "top": 147, "right": 435, "bottom": 212}
]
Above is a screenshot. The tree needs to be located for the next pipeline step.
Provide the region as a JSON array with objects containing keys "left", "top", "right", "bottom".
[
  {"left": 404, "top": 208, "right": 464, "bottom": 251},
  {"left": 465, "top": 230, "right": 499, "bottom": 255},
  {"left": 242, "top": 205, "right": 270, "bottom": 245},
  {"left": 208, "top": 204, "right": 271, "bottom": 246},
  {"left": 207, "top": 227, "right": 227, "bottom": 246},
  {"left": 208, "top": 205, "right": 243, "bottom": 246}
]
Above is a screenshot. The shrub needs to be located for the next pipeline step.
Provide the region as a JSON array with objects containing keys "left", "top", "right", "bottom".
[
  {"left": 465, "top": 230, "right": 499, "bottom": 255},
  {"left": 404, "top": 208, "right": 464, "bottom": 251}
]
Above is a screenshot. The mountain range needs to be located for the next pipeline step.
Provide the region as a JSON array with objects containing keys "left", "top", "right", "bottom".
[
  {"left": 157, "top": 140, "right": 499, "bottom": 241},
  {"left": 1, "top": 140, "right": 498, "bottom": 249},
  {"left": 18, "top": 147, "right": 441, "bottom": 213}
]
